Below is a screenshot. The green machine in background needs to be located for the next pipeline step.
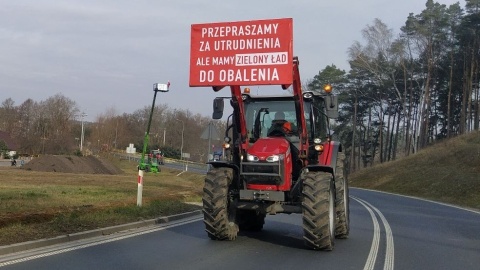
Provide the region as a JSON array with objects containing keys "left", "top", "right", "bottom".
[
  {"left": 140, "top": 149, "right": 164, "bottom": 173},
  {"left": 138, "top": 83, "right": 169, "bottom": 173}
]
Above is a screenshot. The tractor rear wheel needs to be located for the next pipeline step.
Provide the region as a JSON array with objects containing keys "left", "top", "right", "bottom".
[
  {"left": 202, "top": 167, "right": 239, "bottom": 240},
  {"left": 302, "top": 171, "right": 335, "bottom": 250},
  {"left": 335, "top": 152, "right": 350, "bottom": 239},
  {"left": 237, "top": 210, "right": 266, "bottom": 231}
]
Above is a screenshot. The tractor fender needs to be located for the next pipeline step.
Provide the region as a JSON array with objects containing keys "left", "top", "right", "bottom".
[
  {"left": 305, "top": 164, "right": 334, "bottom": 175},
  {"left": 307, "top": 141, "right": 342, "bottom": 176},
  {"left": 208, "top": 161, "right": 240, "bottom": 174},
  {"left": 207, "top": 161, "right": 241, "bottom": 189}
]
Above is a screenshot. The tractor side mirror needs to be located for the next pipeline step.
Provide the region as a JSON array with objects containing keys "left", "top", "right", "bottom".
[
  {"left": 212, "top": 98, "right": 224, "bottom": 119},
  {"left": 325, "top": 95, "right": 339, "bottom": 119}
]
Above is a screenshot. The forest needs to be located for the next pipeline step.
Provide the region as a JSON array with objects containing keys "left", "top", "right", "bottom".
[{"left": 308, "top": 0, "right": 480, "bottom": 172}]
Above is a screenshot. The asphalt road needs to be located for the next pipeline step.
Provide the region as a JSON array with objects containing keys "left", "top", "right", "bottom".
[
  {"left": 0, "top": 161, "right": 14, "bottom": 167},
  {"left": 1, "top": 188, "right": 479, "bottom": 270},
  {"left": 165, "top": 161, "right": 208, "bottom": 174},
  {"left": 112, "top": 152, "right": 209, "bottom": 174}
]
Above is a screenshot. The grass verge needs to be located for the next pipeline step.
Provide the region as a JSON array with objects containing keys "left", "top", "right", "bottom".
[
  {"left": 0, "top": 155, "right": 204, "bottom": 245},
  {"left": 349, "top": 131, "right": 480, "bottom": 210}
]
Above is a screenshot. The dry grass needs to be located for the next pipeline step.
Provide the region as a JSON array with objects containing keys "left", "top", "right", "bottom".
[
  {"left": 350, "top": 131, "right": 480, "bottom": 210},
  {"left": 0, "top": 156, "right": 204, "bottom": 245}
]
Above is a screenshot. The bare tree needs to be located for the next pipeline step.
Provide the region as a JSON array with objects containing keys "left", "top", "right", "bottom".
[
  {"left": 38, "top": 94, "right": 79, "bottom": 154},
  {"left": 348, "top": 18, "right": 405, "bottom": 163}
]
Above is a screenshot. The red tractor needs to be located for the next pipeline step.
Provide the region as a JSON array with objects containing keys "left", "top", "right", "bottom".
[{"left": 203, "top": 57, "right": 349, "bottom": 250}]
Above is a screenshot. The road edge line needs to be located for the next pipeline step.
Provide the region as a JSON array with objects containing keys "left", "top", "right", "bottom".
[
  {"left": 351, "top": 187, "right": 480, "bottom": 214},
  {"left": 351, "top": 196, "right": 380, "bottom": 270},
  {"left": 0, "top": 210, "right": 202, "bottom": 256}
]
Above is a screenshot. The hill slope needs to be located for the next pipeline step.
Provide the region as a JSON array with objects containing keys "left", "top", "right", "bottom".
[{"left": 349, "top": 131, "right": 480, "bottom": 210}]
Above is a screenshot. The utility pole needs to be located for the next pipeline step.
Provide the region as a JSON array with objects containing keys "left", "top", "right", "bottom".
[
  {"left": 207, "top": 121, "right": 212, "bottom": 171},
  {"left": 80, "top": 112, "right": 87, "bottom": 152},
  {"left": 175, "top": 119, "right": 184, "bottom": 161},
  {"left": 163, "top": 128, "right": 166, "bottom": 146},
  {"left": 175, "top": 119, "right": 185, "bottom": 171}
]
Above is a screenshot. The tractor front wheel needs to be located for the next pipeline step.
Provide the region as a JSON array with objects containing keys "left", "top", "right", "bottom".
[
  {"left": 202, "top": 167, "right": 238, "bottom": 240},
  {"left": 302, "top": 171, "right": 335, "bottom": 250}
]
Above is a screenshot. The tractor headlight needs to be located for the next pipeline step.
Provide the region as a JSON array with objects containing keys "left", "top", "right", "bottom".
[
  {"left": 266, "top": 154, "right": 282, "bottom": 162},
  {"left": 314, "top": 144, "right": 324, "bottom": 151},
  {"left": 313, "top": 138, "right": 324, "bottom": 152},
  {"left": 303, "top": 92, "right": 313, "bottom": 100},
  {"left": 247, "top": 154, "right": 259, "bottom": 162}
]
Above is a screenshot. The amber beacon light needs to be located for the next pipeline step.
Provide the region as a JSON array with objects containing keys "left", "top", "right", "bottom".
[{"left": 323, "top": 84, "right": 333, "bottom": 93}]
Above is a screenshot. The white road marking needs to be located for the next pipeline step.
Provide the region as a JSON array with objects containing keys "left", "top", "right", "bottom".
[
  {"left": 352, "top": 187, "right": 480, "bottom": 215},
  {"left": 0, "top": 217, "right": 203, "bottom": 267},
  {"left": 356, "top": 197, "right": 395, "bottom": 270},
  {"left": 352, "top": 196, "right": 395, "bottom": 270},
  {"left": 352, "top": 197, "right": 381, "bottom": 270}
]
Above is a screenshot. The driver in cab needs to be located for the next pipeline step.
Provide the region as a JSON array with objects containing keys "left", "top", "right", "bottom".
[{"left": 268, "top": 111, "right": 294, "bottom": 136}]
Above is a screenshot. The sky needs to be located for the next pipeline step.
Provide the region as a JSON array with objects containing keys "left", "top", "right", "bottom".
[{"left": 0, "top": 0, "right": 466, "bottom": 122}]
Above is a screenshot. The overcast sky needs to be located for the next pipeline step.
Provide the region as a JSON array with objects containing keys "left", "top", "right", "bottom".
[{"left": 0, "top": 0, "right": 465, "bottom": 122}]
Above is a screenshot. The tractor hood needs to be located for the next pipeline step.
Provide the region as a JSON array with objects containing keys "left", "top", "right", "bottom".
[{"left": 247, "top": 137, "right": 290, "bottom": 160}]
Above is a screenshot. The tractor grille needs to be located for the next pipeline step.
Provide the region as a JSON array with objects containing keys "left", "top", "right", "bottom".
[{"left": 240, "top": 161, "right": 284, "bottom": 185}]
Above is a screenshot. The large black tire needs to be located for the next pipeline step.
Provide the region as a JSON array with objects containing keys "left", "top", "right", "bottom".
[
  {"left": 335, "top": 152, "right": 350, "bottom": 239},
  {"left": 237, "top": 210, "right": 266, "bottom": 231},
  {"left": 202, "top": 168, "right": 239, "bottom": 240},
  {"left": 302, "top": 171, "right": 335, "bottom": 250}
]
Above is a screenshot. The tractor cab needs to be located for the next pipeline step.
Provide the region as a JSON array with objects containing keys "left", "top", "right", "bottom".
[
  {"left": 215, "top": 89, "right": 338, "bottom": 165},
  {"left": 244, "top": 96, "right": 300, "bottom": 143}
]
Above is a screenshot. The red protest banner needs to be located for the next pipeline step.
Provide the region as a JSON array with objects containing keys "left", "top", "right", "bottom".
[{"left": 189, "top": 18, "right": 293, "bottom": 87}]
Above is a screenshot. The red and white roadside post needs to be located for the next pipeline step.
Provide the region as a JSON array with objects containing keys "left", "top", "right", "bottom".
[{"left": 137, "top": 169, "right": 144, "bottom": 206}]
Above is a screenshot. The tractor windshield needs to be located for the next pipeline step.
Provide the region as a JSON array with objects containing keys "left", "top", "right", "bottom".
[{"left": 244, "top": 99, "right": 300, "bottom": 142}]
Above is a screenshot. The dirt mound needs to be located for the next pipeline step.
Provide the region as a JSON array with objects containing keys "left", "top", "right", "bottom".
[{"left": 23, "top": 155, "right": 124, "bottom": 175}]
